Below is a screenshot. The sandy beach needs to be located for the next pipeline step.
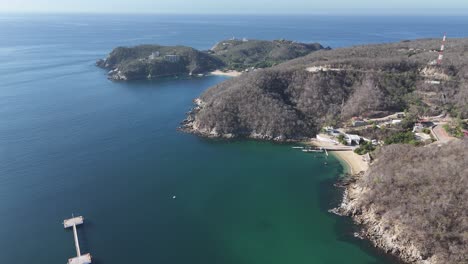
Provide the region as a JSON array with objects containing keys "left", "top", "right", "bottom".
[
  {"left": 331, "top": 150, "right": 368, "bottom": 175},
  {"left": 210, "top": 70, "right": 242, "bottom": 77},
  {"left": 305, "top": 135, "right": 369, "bottom": 175}
]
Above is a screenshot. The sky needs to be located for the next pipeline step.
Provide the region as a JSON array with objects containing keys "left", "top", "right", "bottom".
[{"left": 1, "top": 0, "right": 468, "bottom": 14}]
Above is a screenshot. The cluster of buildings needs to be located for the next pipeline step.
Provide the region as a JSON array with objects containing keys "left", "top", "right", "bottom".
[
  {"left": 322, "top": 112, "right": 441, "bottom": 148},
  {"left": 323, "top": 127, "right": 373, "bottom": 146},
  {"left": 412, "top": 120, "right": 436, "bottom": 141}
]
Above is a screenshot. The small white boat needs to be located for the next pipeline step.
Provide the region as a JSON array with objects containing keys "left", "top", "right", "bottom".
[{"left": 292, "top": 146, "right": 304, "bottom": 149}]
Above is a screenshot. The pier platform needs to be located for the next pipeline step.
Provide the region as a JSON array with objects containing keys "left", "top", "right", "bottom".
[
  {"left": 68, "top": 254, "right": 92, "bottom": 264},
  {"left": 64, "top": 216, "right": 84, "bottom": 228}
]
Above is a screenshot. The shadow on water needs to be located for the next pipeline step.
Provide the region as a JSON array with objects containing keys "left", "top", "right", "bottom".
[{"left": 318, "top": 176, "right": 404, "bottom": 264}]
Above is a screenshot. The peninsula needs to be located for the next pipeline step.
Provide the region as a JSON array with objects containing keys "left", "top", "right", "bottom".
[{"left": 97, "top": 39, "right": 325, "bottom": 81}]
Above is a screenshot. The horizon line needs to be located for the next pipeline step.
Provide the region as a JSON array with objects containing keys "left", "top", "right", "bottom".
[{"left": 1, "top": 8, "right": 468, "bottom": 16}]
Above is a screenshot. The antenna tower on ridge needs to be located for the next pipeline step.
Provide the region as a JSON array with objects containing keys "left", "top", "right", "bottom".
[{"left": 437, "top": 33, "right": 447, "bottom": 65}]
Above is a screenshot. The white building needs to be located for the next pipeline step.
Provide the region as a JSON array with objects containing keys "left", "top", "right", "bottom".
[{"left": 344, "top": 134, "right": 361, "bottom": 145}]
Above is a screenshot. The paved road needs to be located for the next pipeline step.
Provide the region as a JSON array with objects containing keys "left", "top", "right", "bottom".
[{"left": 432, "top": 124, "right": 456, "bottom": 143}]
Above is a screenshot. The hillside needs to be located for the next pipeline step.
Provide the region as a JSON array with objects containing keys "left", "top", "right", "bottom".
[
  {"left": 338, "top": 140, "right": 468, "bottom": 264},
  {"left": 96, "top": 45, "right": 224, "bottom": 81},
  {"left": 97, "top": 39, "right": 324, "bottom": 81},
  {"left": 182, "top": 38, "right": 468, "bottom": 140},
  {"left": 210, "top": 39, "right": 325, "bottom": 70}
]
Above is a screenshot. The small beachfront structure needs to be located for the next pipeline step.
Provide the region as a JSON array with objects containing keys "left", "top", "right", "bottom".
[{"left": 344, "top": 134, "right": 361, "bottom": 145}]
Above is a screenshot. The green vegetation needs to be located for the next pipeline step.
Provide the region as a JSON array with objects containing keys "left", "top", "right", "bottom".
[
  {"left": 97, "top": 45, "right": 224, "bottom": 80},
  {"left": 354, "top": 141, "right": 376, "bottom": 155},
  {"left": 399, "top": 110, "right": 418, "bottom": 130},
  {"left": 337, "top": 134, "right": 347, "bottom": 145},
  {"left": 422, "top": 128, "right": 431, "bottom": 134},
  {"left": 383, "top": 131, "right": 418, "bottom": 145},
  {"left": 442, "top": 118, "right": 467, "bottom": 138},
  {"left": 443, "top": 123, "right": 464, "bottom": 138},
  {"left": 97, "top": 39, "right": 324, "bottom": 81},
  {"left": 210, "top": 39, "right": 324, "bottom": 71}
]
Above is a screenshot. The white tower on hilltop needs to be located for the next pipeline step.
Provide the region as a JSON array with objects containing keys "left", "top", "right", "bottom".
[{"left": 437, "top": 33, "right": 447, "bottom": 65}]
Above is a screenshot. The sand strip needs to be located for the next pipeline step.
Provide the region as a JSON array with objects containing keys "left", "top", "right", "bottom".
[
  {"left": 210, "top": 70, "right": 242, "bottom": 77},
  {"left": 304, "top": 136, "right": 369, "bottom": 175}
]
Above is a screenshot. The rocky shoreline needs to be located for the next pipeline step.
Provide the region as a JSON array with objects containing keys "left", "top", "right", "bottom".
[
  {"left": 333, "top": 173, "right": 436, "bottom": 264},
  {"left": 179, "top": 98, "right": 312, "bottom": 142}
]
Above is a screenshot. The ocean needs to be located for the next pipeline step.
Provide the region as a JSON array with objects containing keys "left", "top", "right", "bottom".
[{"left": 0, "top": 14, "right": 466, "bottom": 264}]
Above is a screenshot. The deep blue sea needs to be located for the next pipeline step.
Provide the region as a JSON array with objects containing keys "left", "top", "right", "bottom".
[{"left": 0, "top": 14, "right": 466, "bottom": 264}]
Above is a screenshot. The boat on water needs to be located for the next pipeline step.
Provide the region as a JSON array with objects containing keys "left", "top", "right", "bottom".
[{"left": 292, "top": 146, "right": 304, "bottom": 149}]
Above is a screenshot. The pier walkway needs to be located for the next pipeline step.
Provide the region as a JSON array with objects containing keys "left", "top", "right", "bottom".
[{"left": 63, "top": 216, "right": 92, "bottom": 264}]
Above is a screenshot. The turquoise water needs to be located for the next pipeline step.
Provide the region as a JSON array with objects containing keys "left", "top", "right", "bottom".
[{"left": 1, "top": 14, "right": 467, "bottom": 263}]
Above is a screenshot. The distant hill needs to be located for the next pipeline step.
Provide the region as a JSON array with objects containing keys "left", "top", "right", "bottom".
[
  {"left": 96, "top": 45, "right": 224, "bottom": 81},
  {"left": 209, "top": 39, "right": 325, "bottom": 70},
  {"left": 182, "top": 38, "right": 468, "bottom": 140},
  {"left": 96, "top": 39, "right": 325, "bottom": 81}
]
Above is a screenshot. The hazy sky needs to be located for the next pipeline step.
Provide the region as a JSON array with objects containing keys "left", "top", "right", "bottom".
[{"left": 1, "top": 0, "right": 468, "bottom": 14}]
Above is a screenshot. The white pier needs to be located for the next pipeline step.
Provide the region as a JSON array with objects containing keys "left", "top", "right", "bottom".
[{"left": 63, "top": 216, "right": 92, "bottom": 264}]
